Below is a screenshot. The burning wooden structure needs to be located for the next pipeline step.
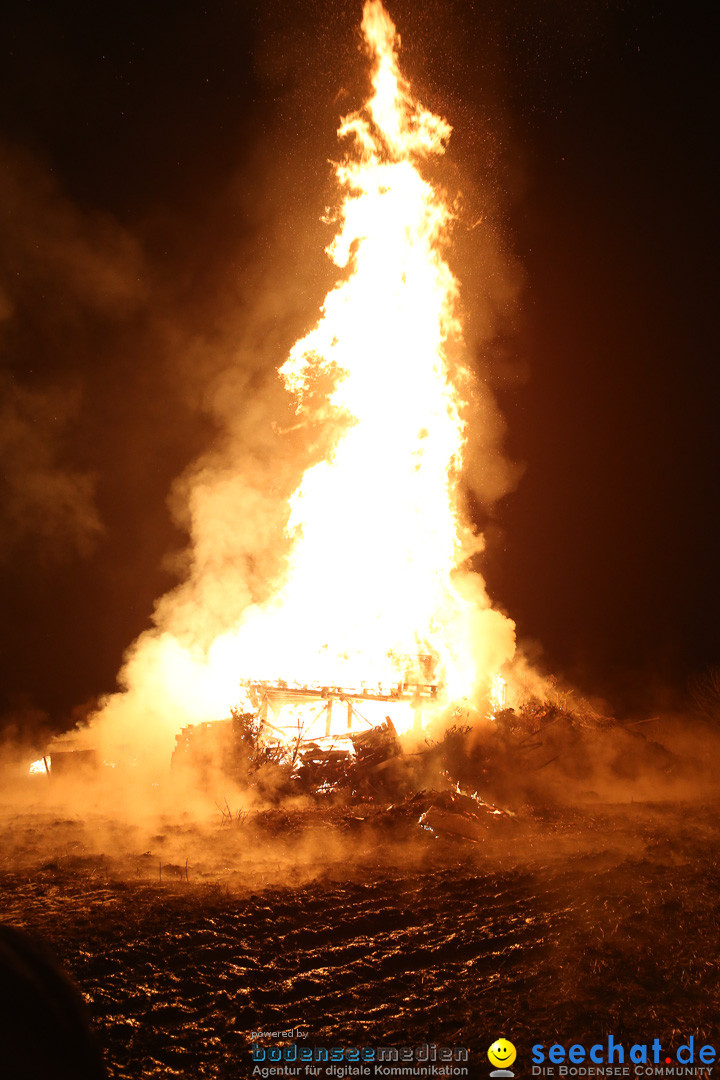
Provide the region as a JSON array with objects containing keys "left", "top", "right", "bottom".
[
  {"left": 171, "top": 680, "right": 420, "bottom": 793},
  {"left": 240, "top": 676, "right": 438, "bottom": 740}
]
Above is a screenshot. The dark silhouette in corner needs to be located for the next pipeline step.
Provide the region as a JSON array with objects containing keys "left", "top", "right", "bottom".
[{"left": 0, "top": 925, "right": 106, "bottom": 1080}]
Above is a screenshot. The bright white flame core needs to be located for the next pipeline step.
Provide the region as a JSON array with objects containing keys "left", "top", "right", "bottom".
[
  {"left": 109, "top": 0, "right": 516, "bottom": 746},
  {"left": 200, "top": 0, "right": 515, "bottom": 723},
  {"left": 490, "top": 674, "right": 507, "bottom": 712}
]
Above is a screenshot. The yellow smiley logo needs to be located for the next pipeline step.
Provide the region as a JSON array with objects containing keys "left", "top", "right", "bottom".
[{"left": 488, "top": 1039, "right": 517, "bottom": 1070}]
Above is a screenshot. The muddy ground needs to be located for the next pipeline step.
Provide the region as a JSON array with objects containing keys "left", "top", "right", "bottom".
[{"left": 1, "top": 792, "right": 720, "bottom": 1079}]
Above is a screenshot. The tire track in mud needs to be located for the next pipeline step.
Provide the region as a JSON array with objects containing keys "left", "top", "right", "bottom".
[
  {"left": 0, "top": 866, "right": 568, "bottom": 1078},
  {"left": 4, "top": 806, "right": 720, "bottom": 1079}
]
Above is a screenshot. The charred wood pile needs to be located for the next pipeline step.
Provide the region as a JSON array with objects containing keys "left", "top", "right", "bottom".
[
  {"left": 380, "top": 788, "right": 516, "bottom": 842},
  {"left": 292, "top": 741, "right": 353, "bottom": 791},
  {"left": 170, "top": 699, "right": 681, "bottom": 809},
  {"left": 292, "top": 718, "right": 403, "bottom": 792},
  {"left": 172, "top": 714, "right": 409, "bottom": 796},
  {"left": 351, "top": 718, "right": 401, "bottom": 767}
]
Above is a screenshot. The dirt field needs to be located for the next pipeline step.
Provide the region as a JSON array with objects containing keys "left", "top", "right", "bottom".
[{"left": 1, "top": 793, "right": 720, "bottom": 1080}]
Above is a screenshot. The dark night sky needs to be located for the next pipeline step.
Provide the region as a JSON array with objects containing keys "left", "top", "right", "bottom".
[{"left": 0, "top": 0, "right": 717, "bottom": 736}]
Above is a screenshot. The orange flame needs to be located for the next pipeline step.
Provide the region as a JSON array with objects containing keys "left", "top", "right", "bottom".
[
  {"left": 198, "top": 0, "right": 515, "bottom": 729},
  {"left": 93, "top": 1, "right": 516, "bottom": 757}
]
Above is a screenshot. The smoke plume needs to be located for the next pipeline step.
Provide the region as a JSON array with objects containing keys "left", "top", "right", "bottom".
[{"left": 3, "top": 5, "right": 528, "bottom": 773}]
